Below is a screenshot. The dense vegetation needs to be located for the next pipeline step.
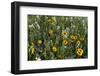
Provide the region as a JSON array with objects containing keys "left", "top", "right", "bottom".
[{"left": 28, "top": 15, "right": 88, "bottom": 61}]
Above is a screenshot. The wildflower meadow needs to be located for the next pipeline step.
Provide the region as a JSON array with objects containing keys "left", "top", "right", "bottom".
[{"left": 28, "top": 15, "right": 88, "bottom": 61}]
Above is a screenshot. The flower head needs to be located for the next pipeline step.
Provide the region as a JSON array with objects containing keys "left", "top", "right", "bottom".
[
  {"left": 63, "top": 40, "right": 68, "bottom": 45},
  {"left": 52, "top": 46, "right": 57, "bottom": 52},
  {"left": 48, "top": 30, "right": 53, "bottom": 35},
  {"left": 48, "top": 19, "right": 55, "bottom": 24},
  {"left": 77, "top": 40, "right": 80, "bottom": 45},
  {"left": 70, "top": 35, "right": 77, "bottom": 40},
  {"left": 76, "top": 48, "right": 83, "bottom": 56},
  {"left": 38, "top": 40, "right": 42, "bottom": 44},
  {"left": 62, "top": 31, "right": 68, "bottom": 36}
]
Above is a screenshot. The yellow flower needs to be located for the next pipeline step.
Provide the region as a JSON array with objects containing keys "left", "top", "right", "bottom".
[
  {"left": 62, "top": 31, "right": 68, "bottom": 36},
  {"left": 52, "top": 17, "right": 56, "bottom": 23},
  {"left": 77, "top": 40, "right": 80, "bottom": 45},
  {"left": 52, "top": 46, "right": 57, "bottom": 52},
  {"left": 48, "top": 19, "right": 52, "bottom": 23},
  {"left": 49, "top": 30, "right": 53, "bottom": 35},
  {"left": 63, "top": 40, "right": 68, "bottom": 45},
  {"left": 38, "top": 40, "right": 42, "bottom": 44},
  {"left": 70, "top": 35, "right": 77, "bottom": 40},
  {"left": 31, "top": 48, "right": 35, "bottom": 54},
  {"left": 48, "top": 19, "right": 55, "bottom": 24},
  {"left": 76, "top": 48, "right": 83, "bottom": 56}
]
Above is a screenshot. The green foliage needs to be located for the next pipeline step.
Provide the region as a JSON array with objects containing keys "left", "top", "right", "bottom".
[{"left": 28, "top": 15, "right": 88, "bottom": 61}]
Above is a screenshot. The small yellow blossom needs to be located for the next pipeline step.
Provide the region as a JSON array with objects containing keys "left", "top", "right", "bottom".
[
  {"left": 48, "top": 19, "right": 55, "bottom": 24},
  {"left": 48, "top": 19, "right": 52, "bottom": 23},
  {"left": 70, "top": 35, "right": 77, "bottom": 40},
  {"left": 62, "top": 31, "right": 68, "bottom": 36},
  {"left": 63, "top": 40, "right": 68, "bottom": 45},
  {"left": 77, "top": 40, "right": 80, "bottom": 45},
  {"left": 49, "top": 30, "right": 53, "bottom": 35},
  {"left": 38, "top": 40, "right": 42, "bottom": 44},
  {"left": 76, "top": 48, "right": 83, "bottom": 56},
  {"left": 52, "top": 46, "right": 57, "bottom": 52},
  {"left": 52, "top": 17, "right": 56, "bottom": 23}
]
